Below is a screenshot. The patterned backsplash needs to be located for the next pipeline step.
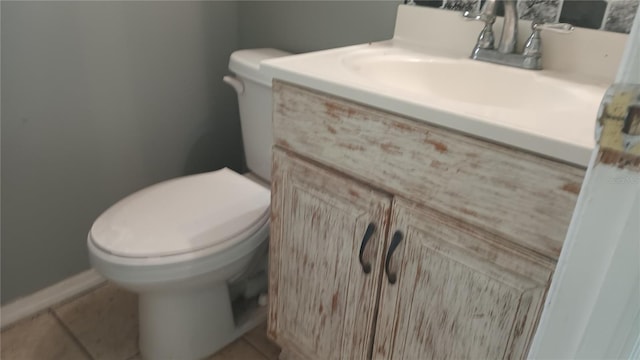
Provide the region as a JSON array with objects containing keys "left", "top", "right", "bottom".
[{"left": 411, "top": 0, "right": 638, "bottom": 33}]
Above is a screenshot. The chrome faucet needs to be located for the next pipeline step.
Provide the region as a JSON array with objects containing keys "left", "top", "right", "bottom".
[{"left": 463, "top": 0, "right": 573, "bottom": 70}]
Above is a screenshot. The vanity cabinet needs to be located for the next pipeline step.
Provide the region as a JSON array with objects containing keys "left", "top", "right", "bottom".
[
  {"left": 372, "top": 199, "right": 553, "bottom": 359},
  {"left": 269, "top": 149, "right": 390, "bottom": 359},
  {"left": 268, "top": 81, "right": 585, "bottom": 359}
]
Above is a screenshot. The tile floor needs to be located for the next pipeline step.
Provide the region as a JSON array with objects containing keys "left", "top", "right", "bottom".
[{"left": 0, "top": 283, "right": 280, "bottom": 360}]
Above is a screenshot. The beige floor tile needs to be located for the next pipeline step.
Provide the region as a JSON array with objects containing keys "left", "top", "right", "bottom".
[
  {"left": 0, "top": 311, "right": 89, "bottom": 360},
  {"left": 54, "top": 283, "right": 138, "bottom": 360},
  {"left": 207, "top": 339, "right": 267, "bottom": 360},
  {"left": 243, "top": 322, "right": 281, "bottom": 360}
]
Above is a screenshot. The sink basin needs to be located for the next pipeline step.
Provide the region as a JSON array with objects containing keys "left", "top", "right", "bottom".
[
  {"left": 262, "top": 31, "right": 616, "bottom": 166},
  {"left": 341, "top": 49, "right": 603, "bottom": 112}
]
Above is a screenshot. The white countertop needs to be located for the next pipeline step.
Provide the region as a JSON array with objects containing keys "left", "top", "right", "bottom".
[{"left": 262, "top": 5, "right": 628, "bottom": 167}]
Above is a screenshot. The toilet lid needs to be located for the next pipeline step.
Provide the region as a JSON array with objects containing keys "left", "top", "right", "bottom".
[{"left": 89, "top": 168, "right": 270, "bottom": 258}]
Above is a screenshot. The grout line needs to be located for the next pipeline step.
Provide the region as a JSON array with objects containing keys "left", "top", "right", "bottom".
[
  {"left": 0, "top": 308, "right": 51, "bottom": 333},
  {"left": 555, "top": 0, "right": 564, "bottom": 23},
  {"left": 601, "top": 0, "right": 612, "bottom": 31},
  {"left": 49, "top": 309, "right": 96, "bottom": 360},
  {"left": 241, "top": 337, "right": 272, "bottom": 360}
]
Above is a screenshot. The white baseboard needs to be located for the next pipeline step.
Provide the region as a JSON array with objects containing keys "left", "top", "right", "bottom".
[{"left": 1, "top": 269, "right": 106, "bottom": 330}]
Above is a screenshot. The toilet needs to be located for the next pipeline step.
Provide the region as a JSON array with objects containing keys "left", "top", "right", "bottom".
[{"left": 87, "top": 48, "right": 290, "bottom": 360}]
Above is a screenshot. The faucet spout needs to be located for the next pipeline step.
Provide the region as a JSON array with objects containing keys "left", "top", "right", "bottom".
[
  {"left": 480, "top": 0, "right": 498, "bottom": 17},
  {"left": 498, "top": 0, "right": 518, "bottom": 53},
  {"left": 478, "top": 0, "right": 517, "bottom": 53}
]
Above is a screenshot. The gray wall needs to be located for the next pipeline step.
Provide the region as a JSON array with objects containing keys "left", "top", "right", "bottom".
[
  {"left": 1, "top": 1, "right": 242, "bottom": 304},
  {"left": 238, "top": 1, "right": 400, "bottom": 53},
  {"left": 0, "top": 0, "right": 401, "bottom": 305}
]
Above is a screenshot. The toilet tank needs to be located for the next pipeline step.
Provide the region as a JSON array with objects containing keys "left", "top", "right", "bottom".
[{"left": 227, "top": 48, "right": 291, "bottom": 181}]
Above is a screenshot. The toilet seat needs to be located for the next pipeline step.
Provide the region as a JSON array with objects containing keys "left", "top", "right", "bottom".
[
  {"left": 88, "top": 218, "right": 269, "bottom": 288},
  {"left": 89, "top": 168, "right": 270, "bottom": 259}
]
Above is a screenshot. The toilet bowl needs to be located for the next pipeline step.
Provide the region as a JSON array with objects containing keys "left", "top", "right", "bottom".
[{"left": 87, "top": 48, "right": 290, "bottom": 360}]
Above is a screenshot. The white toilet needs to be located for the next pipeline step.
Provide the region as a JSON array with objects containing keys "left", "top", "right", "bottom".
[{"left": 87, "top": 48, "right": 290, "bottom": 360}]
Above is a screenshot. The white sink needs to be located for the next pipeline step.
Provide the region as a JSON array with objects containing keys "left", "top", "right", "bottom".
[
  {"left": 341, "top": 48, "right": 602, "bottom": 112},
  {"left": 261, "top": 5, "right": 625, "bottom": 166}
]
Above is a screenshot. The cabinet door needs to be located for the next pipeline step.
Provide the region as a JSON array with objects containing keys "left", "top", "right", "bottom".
[
  {"left": 373, "top": 199, "right": 554, "bottom": 360},
  {"left": 269, "top": 149, "right": 392, "bottom": 360}
]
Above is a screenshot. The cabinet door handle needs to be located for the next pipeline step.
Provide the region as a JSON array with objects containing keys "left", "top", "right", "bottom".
[
  {"left": 384, "top": 231, "right": 403, "bottom": 284},
  {"left": 358, "top": 223, "right": 376, "bottom": 274}
]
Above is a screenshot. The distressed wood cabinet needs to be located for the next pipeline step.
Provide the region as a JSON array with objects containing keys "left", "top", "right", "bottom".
[
  {"left": 268, "top": 81, "right": 585, "bottom": 359},
  {"left": 373, "top": 199, "right": 554, "bottom": 359},
  {"left": 269, "top": 149, "right": 390, "bottom": 359}
]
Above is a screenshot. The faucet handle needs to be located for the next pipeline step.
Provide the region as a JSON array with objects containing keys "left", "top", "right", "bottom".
[
  {"left": 532, "top": 21, "right": 574, "bottom": 33},
  {"left": 522, "top": 21, "right": 574, "bottom": 68},
  {"left": 463, "top": 11, "right": 496, "bottom": 50},
  {"left": 524, "top": 21, "right": 574, "bottom": 56},
  {"left": 462, "top": 10, "right": 496, "bottom": 24}
]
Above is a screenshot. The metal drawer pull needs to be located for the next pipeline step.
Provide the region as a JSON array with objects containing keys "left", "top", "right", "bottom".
[
  {"left": 384, "top": 230, "right": 403, "bottom": 284},
  {"left": 358, "top": 223, "right": 376, "bottom": 274}
]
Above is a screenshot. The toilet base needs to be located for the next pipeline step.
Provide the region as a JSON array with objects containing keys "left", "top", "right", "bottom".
[{"left": 138, "top": 282, "right": 266, "bottom": 360}]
